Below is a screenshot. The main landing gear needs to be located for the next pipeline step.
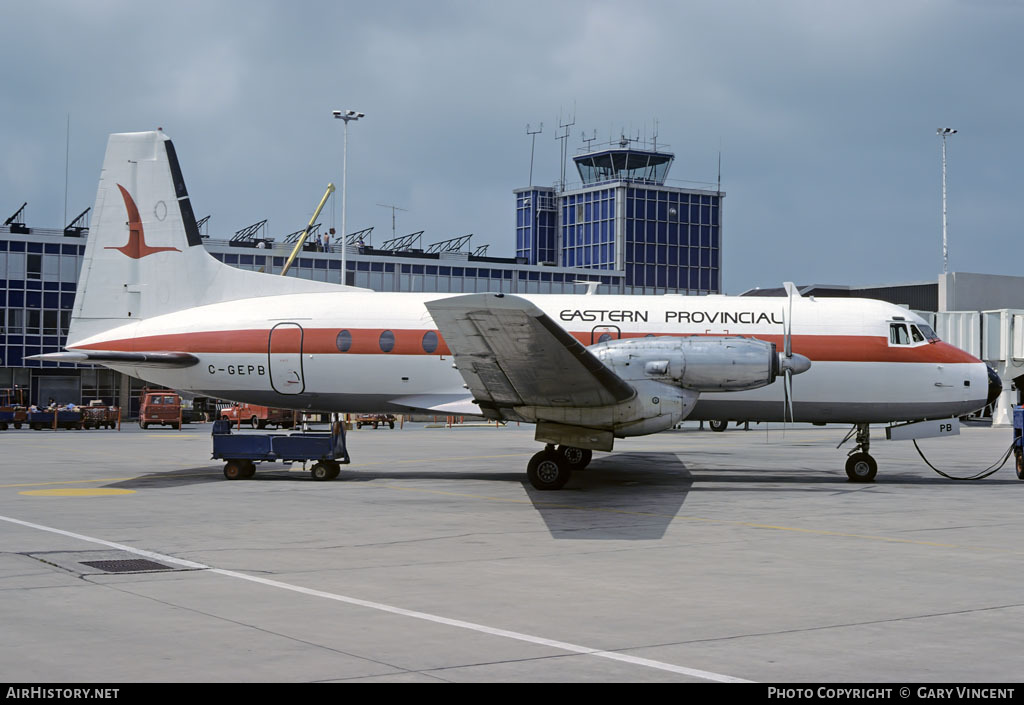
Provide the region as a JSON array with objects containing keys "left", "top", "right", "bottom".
[
  {"left": 526, "top": 444, "right": 593, "bottom": 490},
  {"left": 843, "top": 423, "right": 878, "bottom": 483}
]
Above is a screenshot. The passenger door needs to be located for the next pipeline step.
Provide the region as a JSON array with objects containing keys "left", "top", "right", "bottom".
[{"left": 268, "top": 323, "right": 305, "bottom": 395}]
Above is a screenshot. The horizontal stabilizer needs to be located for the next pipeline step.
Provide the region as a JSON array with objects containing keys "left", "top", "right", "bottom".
[{"left": 28, "top": 350, "right": 199, "bottom": 368}]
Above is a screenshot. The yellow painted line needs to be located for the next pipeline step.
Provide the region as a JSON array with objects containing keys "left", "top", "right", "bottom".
[
  {"left": 1, "top": 477, "right": 139, "bottom": 489},
  {"left": 19, "top": 488, "right": 136, "bottom": 497}
]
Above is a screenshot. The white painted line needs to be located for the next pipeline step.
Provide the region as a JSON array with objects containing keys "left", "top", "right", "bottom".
[{"left": 1, "top": 514, "right": 751, "bottom": 683}]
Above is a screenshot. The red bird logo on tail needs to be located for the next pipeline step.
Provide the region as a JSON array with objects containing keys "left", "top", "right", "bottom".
[{"left": 105, "top": 184, "right": 181, "bottom": 259}]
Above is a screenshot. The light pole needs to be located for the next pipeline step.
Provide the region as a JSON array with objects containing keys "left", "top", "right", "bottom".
[
  {"left": 333, "top": 109, "right": 364, "bottom": 284},
  {"left": 937, "top": 127, "right": 957, "bottom": 275}
]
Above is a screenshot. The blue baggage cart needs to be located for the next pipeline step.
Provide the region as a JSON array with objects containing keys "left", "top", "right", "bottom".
[
  {"left": 27, "top": 409, "right": 83, "bottom": 430},
  {"left": 211, "top": 419, "right": 350, "bottom": 480}
]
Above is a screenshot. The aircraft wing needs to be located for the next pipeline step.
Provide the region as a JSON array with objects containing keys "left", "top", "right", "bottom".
[
  {"left": 425, "top": 293, "right": 635, "bottom": 420},
  {"left": 27, "top": 350, "right": 199, "bottom": 368}
]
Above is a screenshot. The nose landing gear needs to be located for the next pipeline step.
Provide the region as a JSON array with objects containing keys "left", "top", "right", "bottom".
[{"left": 842, "top": 423, "right": 877, "bottom": 482}]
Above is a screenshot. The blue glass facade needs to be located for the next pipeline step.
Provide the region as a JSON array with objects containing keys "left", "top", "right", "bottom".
[
  {"left": 515, "top": 188, "right": 557, "bottom": 265},
  {"left": 0, "top": 237, "right": 81, "bottom": 370},
  {"left": 623, "top": 187, "right": 720, "bottom": 292},
  {"left": 515, "top": 146, "right": 723, "bottom": 294},
  {"left": 560, "top": 188, "right": 616, "bottom": 269}
]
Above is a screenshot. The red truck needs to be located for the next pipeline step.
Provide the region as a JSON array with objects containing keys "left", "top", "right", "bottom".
[
  {"left": 138, "top": 390, "right": 183, "bottom": 430},
  {"left": 219, "top": 403, "right": 294, "bottom": 429}
]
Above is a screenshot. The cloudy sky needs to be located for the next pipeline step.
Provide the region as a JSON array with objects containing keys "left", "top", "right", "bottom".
[{"left": 1, "top": 0, "right": 1021, "bottom": 293}]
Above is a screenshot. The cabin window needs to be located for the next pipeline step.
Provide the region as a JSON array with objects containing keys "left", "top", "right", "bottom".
[
  {"left": 421, "top": 331, "right": 439, "bottom": 354},
  {"left": 379, "top": 330, "right": 395, "bottom": 353},
  {"left": 335, "top": 330, "right": 352, "bottom": 352}
]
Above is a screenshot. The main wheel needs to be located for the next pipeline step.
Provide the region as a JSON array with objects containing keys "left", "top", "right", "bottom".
[
  {"left": 557, "top": 445, "right": 592, "bottom": 470},
  {"left": 845, "top": 452, "right": 878, "bottom": 482},
  {"left": 223, "top": 460, "right": 245, "bottom": 480},
  {"left": 709, "top": 420, "right": 728, "bottom": 432},
  {"left": 527, "top": 450, "right": 571, "bottom": 490}
]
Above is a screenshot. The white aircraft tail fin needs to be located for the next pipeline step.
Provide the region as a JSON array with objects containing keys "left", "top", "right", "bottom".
[{"left": 70, "top": 130, "right": 348, "bottom": 346}]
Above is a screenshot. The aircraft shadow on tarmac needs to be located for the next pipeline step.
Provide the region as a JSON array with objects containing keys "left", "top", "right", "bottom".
[{"left": 102, "top": 453, "right": 1021, "bottom": 541}]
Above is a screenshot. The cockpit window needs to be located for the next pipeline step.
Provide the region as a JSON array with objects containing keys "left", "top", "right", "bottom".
[
  {"left": 890, "top": 322, "right": 935, "bottom": 346},
  {"left": 890, "top": 323, "right": 910, "bottom": 345}
]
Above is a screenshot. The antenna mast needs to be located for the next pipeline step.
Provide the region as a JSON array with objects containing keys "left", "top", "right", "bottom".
[
  {"left": 555, "top": 104, "right": 576, "bottom": 190},
  {"left": 526, "top": 123, "right": 543, "bottom": 187},
  {"left": 581, "top": 129, "right": 597, "bottom": 152},
  {"left": 376, "top": 202, "right": 408, "bottom": 241}
]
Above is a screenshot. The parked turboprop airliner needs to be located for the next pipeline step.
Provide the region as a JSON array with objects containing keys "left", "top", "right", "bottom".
[{"left": 33, "top": 130, "right": 1000, "bottom": 489}]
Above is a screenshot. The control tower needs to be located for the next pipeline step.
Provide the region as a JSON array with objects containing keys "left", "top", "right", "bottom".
[{"left": 515, "top": 137, "right": 723, "bottom": 294}]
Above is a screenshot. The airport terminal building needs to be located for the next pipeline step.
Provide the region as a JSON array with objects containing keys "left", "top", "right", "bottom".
[{"left": 0, "top": 138, "right": 726, "bottom": 410}]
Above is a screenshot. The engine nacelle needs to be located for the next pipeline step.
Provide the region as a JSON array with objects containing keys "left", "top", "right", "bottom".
[
  {"left": 591, "top": 336, "right": 792, "bottom": 392},
  {"left": 522, "top": 336, "right": 810, "bottom": 452},
  {"left": 530, "top": 379, "right": 699, "bottom": 450}
]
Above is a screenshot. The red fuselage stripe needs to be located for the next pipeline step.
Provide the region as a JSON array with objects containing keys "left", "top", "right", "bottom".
[{"left": 75, "top": 328, "right": 981, "bottom": 364}]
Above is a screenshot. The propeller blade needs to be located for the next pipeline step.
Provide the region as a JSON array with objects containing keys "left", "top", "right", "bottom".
[
  {"left": 783, "top": 282, "right": 796, "bottom": 358},
  {"left": 785, "top": 368, "right": 794, "bottom": 424},
  {"left": 780, "top": 283, "right": 802, "bottom": 434}
]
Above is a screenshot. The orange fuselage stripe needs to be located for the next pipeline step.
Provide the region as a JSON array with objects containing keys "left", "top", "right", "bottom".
[{"left": 75, "top": 329, "right": 980, "bottom": 364}]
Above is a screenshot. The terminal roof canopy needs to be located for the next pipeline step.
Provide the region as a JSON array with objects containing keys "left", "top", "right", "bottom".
[{"left": 573, "top": 148, "right": 674, "bottom": 186}]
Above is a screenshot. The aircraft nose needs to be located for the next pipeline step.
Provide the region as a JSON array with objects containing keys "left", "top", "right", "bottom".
[{"left": 986, "top": 365, "right": 1002, "bottom": 409}]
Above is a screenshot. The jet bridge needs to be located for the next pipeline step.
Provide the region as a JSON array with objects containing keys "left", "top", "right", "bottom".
[{"left": 934, "top": 309, "right": 1024, "bottom": 426}]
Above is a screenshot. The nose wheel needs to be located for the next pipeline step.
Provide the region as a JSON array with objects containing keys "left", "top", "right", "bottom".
[
  {"left": 843, "top": 424, "right": 877, "bottom": 482},
  {"left": 845, "top": 452, "right": 877, "bottom": 482}
]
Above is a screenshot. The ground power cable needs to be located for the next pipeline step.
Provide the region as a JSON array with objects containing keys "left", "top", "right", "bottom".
[{"left": 912, "top": 439, "right": 1014, "bottom": 481}]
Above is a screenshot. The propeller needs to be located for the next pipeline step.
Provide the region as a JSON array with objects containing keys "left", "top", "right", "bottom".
[{"left": 779, "top": 282, "right": 812, "bottom": 430}]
